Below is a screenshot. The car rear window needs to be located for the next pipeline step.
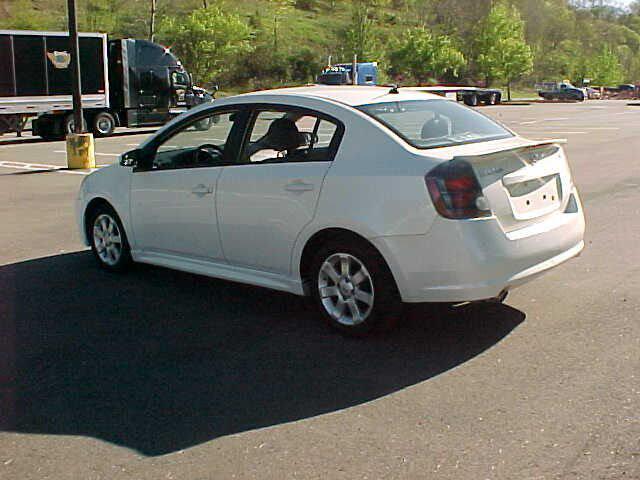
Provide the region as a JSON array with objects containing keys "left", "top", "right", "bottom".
[{"left": 356, "top": 99, "right": 513, "bottom": 149}]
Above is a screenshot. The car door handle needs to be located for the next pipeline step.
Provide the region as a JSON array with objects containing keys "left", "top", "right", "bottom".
[
  {"left": 191, "top": 184, "right": 213, "bottom": 195},
  {"left": 285, "top": 181, "right": 314, "bottom": 192}
]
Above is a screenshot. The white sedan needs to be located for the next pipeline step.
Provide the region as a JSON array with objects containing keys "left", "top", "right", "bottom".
[{"left": 76, "top": 86, "right": 585, "bottom": 335}]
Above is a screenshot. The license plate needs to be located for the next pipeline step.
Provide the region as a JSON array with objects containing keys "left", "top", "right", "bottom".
[{"left": 506, "top": 174, "right": 561, "bottom": 220}]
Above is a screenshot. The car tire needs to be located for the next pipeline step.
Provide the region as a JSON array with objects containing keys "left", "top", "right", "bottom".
[
  {"left": 88, "top": 204, "right": 132, "bottom": 272},
  {"left": 310, "top": 238, "right": 402, "bottom": 336},
  {"left": 488, "top": 93, "right": 497, "bottom": 105},
  {"left": 92, "top": 111, "right": 116, "bottom": 137}
]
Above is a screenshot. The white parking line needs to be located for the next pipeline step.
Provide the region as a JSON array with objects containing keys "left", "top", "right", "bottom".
[
  {"left": 0, "top": 160, "right": 102, "bottom": 175},
  {"left": 520, "top": 120, "right": 539, "bottom": 125},
  {"left": 541, "top": 131, "right": 587, "bottom": 135}
]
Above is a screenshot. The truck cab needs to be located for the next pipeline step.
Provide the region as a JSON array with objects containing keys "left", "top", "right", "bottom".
[{"left": 108, "top": 39, "right": 211, "bottom": 128}]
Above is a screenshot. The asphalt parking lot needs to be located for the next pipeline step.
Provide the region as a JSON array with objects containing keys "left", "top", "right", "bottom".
[{"left": 0, "top": 100, "right": 639, "bottom": 479}]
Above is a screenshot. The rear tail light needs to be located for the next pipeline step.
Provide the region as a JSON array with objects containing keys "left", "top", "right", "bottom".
[{"left": 425, "top": 159, "right": 491, "bottom": 219}]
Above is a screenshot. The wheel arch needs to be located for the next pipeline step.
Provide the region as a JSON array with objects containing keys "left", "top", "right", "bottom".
[
  {"left": 298, "top": 227, "right": 400, "bottom": 297},
  {"left": 83, "top": 197, "right": 121, "bottom": 244}
]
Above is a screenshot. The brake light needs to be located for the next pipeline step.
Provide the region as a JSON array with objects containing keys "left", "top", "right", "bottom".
[{"left": 425, "top": 159, "right": 491, "bottom": 219}]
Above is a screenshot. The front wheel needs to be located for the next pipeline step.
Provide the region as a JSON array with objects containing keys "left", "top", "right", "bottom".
[
  {"left": 89, "top": 205, "right": 132, "bottom": 271},
  {"left": 310, "top": 240, "right": 402, "bottom": 336}
]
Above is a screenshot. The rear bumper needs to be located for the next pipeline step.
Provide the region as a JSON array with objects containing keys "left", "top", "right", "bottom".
[{"left": 371, "top": 197, "right": 585, "bottom": 303}]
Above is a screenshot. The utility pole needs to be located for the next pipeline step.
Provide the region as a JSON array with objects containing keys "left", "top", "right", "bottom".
[
  {"left": 67, "top": 0, "right": 83, "bottom": 134},
  {"left": 65, "top": 0, "right": 96, "bottom": 169},
  {"left": 149, "top": 0, "right": 156, "bottom": 42}
]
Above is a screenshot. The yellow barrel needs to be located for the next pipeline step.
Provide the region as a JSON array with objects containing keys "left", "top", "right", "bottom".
[{"left": 66, "top": 133, "right": 96, "bottom": 169}]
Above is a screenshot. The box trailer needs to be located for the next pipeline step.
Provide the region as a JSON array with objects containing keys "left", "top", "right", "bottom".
[{"left": 0, "top": 30, "right": 212, "bottom": 139}]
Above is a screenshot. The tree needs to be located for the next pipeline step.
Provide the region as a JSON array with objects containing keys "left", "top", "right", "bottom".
[
  {"left": 475, "top": 2, "right": 533, "bottom": 100},
  {"left": 345, "top": 0, "right": 388, "bottom": 61},
  {"left": 149, "top": 0, "right": 156, "bottom": 41},
  {"left": 159, "top": 4, "right": 253, "bottom": 85},
  {"left": 388, "top": 27, "right": 465, "bottom": 83},
  {"left": 588, "top": 44, "right": 623, "bottom": 85},
  {"left": 267, "top": 0, "right": 294, "bottom": 53}
]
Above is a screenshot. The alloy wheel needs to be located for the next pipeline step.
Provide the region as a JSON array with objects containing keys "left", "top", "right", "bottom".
[
  {"left": 93, "top": 213, "right": 123, "bottom": 266},
  {"left": 318, "top": 253, "right": 375, "bottom": 326}
]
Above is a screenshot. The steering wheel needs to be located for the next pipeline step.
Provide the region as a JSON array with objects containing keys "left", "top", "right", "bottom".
[{"left": 195, "top": 144, "right": 224, "bottom": 165}]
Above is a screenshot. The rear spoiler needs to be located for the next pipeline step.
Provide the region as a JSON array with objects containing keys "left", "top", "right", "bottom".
[{"left": 453, "top": 139, "right": 568, "bottom": 166}]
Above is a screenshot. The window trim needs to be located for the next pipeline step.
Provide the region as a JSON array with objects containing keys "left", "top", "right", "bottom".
[
  {"left": 134, "top": 106, "right": 251, "bottom": 173},
  {"left": 233, "top": 103, "right": 345, "bottom": 167}
]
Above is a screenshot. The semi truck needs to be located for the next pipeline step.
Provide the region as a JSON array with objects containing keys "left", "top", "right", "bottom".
[
  {"left": 316, "top": 63, "right": 378, "bottom": 86},
  {"left": 0, "top": 30, "right": 213, "bottom": 140}
]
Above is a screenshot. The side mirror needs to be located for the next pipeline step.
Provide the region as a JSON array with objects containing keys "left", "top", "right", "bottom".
[{"left": 120, "top": 149, "right": 140, "bottom": 167}]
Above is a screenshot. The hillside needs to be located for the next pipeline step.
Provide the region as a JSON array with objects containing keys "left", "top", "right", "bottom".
[{"left": 2, "top": 0, "right": 640, "bottom": 93}]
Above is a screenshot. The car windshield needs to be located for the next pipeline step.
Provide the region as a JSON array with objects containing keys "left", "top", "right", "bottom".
[{"left": 357, "top": 99, "right": 513, "bottom": 149}]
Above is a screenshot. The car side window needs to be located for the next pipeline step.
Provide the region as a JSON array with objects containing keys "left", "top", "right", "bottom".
[
  {"left": 241, "top": 109, "right": 341, "bottom": 164},
  {"left": 152, "top": 111, "right": 239, "bottom": 170}
]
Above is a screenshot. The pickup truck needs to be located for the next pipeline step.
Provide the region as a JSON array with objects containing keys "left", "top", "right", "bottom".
[{"left": 536, "top": 82, "right": 586, "bottom": 102}]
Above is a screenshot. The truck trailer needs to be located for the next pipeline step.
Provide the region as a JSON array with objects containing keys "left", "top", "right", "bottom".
[
  {"left": 316, "top": 62, "right": 501, "bottom": 105},
  {"left": 0, "top": 30, "right": 212, "bottom": 139}
]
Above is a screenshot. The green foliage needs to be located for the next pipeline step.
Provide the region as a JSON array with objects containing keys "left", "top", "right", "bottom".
[
  {"left": 158, "top": 4, "right": 253, "bottom": 85},
  {"left": 388, "top": 27, "right": 465, "bottom": 83},
  {"left": 475, "top": 1, "right": 533, "bottom": 89},
  {"left": 288, "top": 48, "right": 323, "bottom": 82},
  {"left": 3, "top": 0, "right": 640, "bottom": 91},
  {"left": 344, "top": 0, "right": 388, "bottom": 61},
  {"left": 587, "top": 44, "right": 623, "bottom": 85},
  {"left": 0, "top": 0, "right": 62, "bottom": 30}
]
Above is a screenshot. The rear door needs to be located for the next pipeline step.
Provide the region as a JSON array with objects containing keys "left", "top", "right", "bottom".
[{"left": 216, "top": 105, "right": 344, "bottom": 274}]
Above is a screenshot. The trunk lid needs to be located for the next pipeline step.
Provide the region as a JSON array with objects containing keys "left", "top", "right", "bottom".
[{"left": 425, "top": 137, "right": 572, "bottom": 233}]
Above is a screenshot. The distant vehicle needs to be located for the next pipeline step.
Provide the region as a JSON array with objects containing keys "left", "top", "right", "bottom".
[
  {"left": 77, "top": 85, "right": 585, "bottom": 335},
  {"left": 317, "top": 64, "right": 502, "bottom": 105},
  {"left": 618, "top": 84, "right": 636, "bottom": 92},
  {"left": 404, "top": 86, "right": 502, "bottom": 105},
  {"left": 316, "top": 63, "right": 378, "bottom": 86},
  {"left": 585, "top": 87, "right": 601, "bottom": 100},
  {"left": 536, "top": 82, "right": 585, "bottom": 101},
  {"left": 0, "top": 30, "right": 213, "bottom": 140}
]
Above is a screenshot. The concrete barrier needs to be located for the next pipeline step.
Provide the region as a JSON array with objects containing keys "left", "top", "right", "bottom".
[{"left": 66, "top": 133, "right": 96, "bottom": 169}]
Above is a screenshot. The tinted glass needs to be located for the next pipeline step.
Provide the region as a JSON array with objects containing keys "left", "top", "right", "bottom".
[
  {"left": 357, "top": 99, "right": 512, "bottom": 149},
  {"left": 153, "top": 111, "right": 239, "bottom": 170},
  {"left": 243, "top": 110, "right": 340, "bottom": 164}
]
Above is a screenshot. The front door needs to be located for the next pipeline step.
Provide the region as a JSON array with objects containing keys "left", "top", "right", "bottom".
[
  {"left": 217, "top": 106, "right": 343, "bottom": 274},
  {"left": 130, "top": 109, "right": 244, "bottom": 260}
]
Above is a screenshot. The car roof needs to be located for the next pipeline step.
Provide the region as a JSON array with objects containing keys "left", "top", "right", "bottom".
[{"left": 233, "top": 85, "right": 444, "bottom": 107}]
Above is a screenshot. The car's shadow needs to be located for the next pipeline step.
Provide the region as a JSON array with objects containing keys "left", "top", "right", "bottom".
[{"left": 0, "top": 251, "right": 525, "bottom": 456}]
